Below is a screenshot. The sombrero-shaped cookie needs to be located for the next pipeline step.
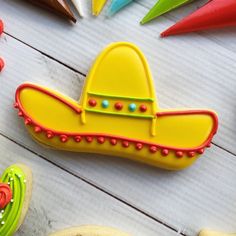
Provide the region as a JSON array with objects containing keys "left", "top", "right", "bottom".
[
  {"left": 14, "top": 42, "right": 218, "bottom": 170},
  {"left": 0, "top": 164, "right": 32, "bottom": 236}
]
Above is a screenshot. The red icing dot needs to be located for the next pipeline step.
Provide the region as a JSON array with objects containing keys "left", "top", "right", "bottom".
[
  {"left": 24, "top": 118, "right": 31, "bottom": 125},
  {"left": 97, "top": 137, "right": 105, "bottom": 144},
  {"left": 139, "top": 105, "right": 147, "bottom": 112},
  {"left": 0, "top": 58, "right": 5, "bottom": 72},
  {"left": 162, "top": 149, "right": 169, "bottom": 156},
  {"left": 34, "top": 126, "right": 42, "bottom": 133},
  {"left": 74, "top": 136, "right": 82, "bottom": 142},
  {"left": 110, "top": 138, "right": 117, "bottom": 145},
  {"left": 46, "top": 131, "right": 54, "bottom": 139},
  {"left": 18, "top": 111, "right": 23, "bottom": 117},
  {"left": 188, "top": 151, "right": 195, "bottom": 158},
  {"left": 207, "top": 143, "right": 211, "bottom": 148},
  {"left": 86, "top": 136, "right": 93, "bottom": 143},
  {"left": 76, "top": 108, "right": 82, "bottom": 114},
  {"left": 198, "top": 148, "right": 204, "bottom": 154},
  {"left": 176, "top": 151, "right": 184, "bottom": 158},
  {"left": 115, "top": 102, "right": 123, "bottom": 110},
  {"left": 88, "top": 99, "right": 97, "bottom": 107},
  {"left": 60, "top": 135, "right": 68, "bottom": 143},
  {"left": 14, "top": 103, "right": 19, "bottom": 109},
  {"left": 122, "top": 141, "right": 129, "bottom": 148},
  {"left": 0, "top": 20, "right": 3, "bottom": 36},
  {"left": 0, "top": 184, "right": 12, "bottom": 209},
  {"left": 136, "top": 143, "right": 143, "bottom": 150},
  {"left": 150, "top": 146, "right": 158, "bottom": 153}
]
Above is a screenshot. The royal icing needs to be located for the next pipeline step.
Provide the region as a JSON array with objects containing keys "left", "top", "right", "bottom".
[
  {"left": 14, "top": 42, "right": 218, "bottom": 170},
  {"left": 0, "top": 165, "right": 27, "bottom": 236}
]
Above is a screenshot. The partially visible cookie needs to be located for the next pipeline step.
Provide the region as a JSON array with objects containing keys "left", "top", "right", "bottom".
[
  {"left": 49, "top": 225, "right": 131, "bottom": 236},
  {"left": 0, "top": 163, "right": 32, "bottom": 236},
  {"left": 199, "top": 230, "right": 230, "bottom": 236}
]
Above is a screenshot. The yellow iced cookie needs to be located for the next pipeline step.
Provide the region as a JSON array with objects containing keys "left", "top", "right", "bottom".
[
  {"left": 49, "top": 225, "right": 130, "bottom": 236},
  {"left": 14, "top": 42, "right": 218, "bottom": 170}
]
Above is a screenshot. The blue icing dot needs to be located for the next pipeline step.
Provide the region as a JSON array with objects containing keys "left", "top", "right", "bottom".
[
  {"left": 102, "top": 100, "right": 109, "bottom": 108},
  {"left": 129, "top": 103, "right": 136, "bottom": 112}
]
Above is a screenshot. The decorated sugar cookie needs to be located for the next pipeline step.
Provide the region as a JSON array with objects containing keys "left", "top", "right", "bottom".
[
  {"left": 49, "top": 225, "right": 130, "bottom": 236},
  {"left": 0, "top": 164, "right": 32, "bottom": 236},
  {"left": 199, "top": 229, "right": 234, "bottom": 236},
  {"left": 14, "top": 42, "right": 218, "bottom": 170}
]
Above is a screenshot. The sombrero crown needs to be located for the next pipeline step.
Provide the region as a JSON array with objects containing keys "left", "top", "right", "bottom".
[{"left": 80, "top": 42, "right": 157, "bottom": 122}]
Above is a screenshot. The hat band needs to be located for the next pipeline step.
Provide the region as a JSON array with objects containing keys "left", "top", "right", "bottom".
[{"left": 85, "top": 91, "right": 155, "bottom": 119}]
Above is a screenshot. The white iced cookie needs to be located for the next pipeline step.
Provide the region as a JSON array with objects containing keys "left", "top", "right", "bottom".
[
  {"left": 199, "top": 230, "right": 235, "bottom": 236},
  {"left": 49, "top": 225, "right": 131, "bottom": 236}
]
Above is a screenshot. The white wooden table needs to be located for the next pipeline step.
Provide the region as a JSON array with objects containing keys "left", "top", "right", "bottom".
[{"left": 0, "top": 0, "right": 236, "bottom": 235}]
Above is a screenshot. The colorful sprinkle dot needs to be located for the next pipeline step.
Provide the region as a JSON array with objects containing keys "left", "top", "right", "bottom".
[
  {"left": 140, "top": 104, "right": 147, "bottom": 112},
  {"left": 122, "top": 141, "right": 129, "bottom": 148},
  {"left": 86, "top": 136, "right": 93, "bottom": 143},
  {"left": 97, "top": 137, "right": 105, "bottom": 144},
  {"left": 162, "top": 149, "right": 169, "bottom": 156},
  {"left": 136, "top": 143, "right": 143, "bottom": 150},
  {"left": 188, "top": 151, "right": 195, "bottom": 158},
  {"left": 74, "top": 136, "right": 82, "bottom": 143},
  {"left": 110, "top": 138, "right": 117, "bottom": 145},
  {"left": 88, "top": 99, "right": 97, "bottom": 107},
  {"left": 102, "top": 100, "right": 109, "bottom": 108},
  {"left": 115, "top": 102, "right": 123, "bottom": 110},
  {"left": 198, "top": 148, "right": 204, "bottom": 154},
  {"left": 60, "top": 135, "right": 68, "bottom": 143},
  {"left": 176, "top": 151, "right": 184, "bottom": 158},
  {"left": 34, "top": 126, "right": 42, "bottom": 133},
  {"left": 150, "top": 146, "right": 158, "bottom": 153},
  {"left": 129, "top": 103, "right": 136, "bottom": 112}
]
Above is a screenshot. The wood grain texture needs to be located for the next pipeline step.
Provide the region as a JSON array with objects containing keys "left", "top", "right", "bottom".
[
  {"left": 0, "top": 0, "right": 236, "bottom": 155},
  {"left": 0, "top": 135, "right": 179, "bottom": 236},
  {"left": 0, "top": 32, "right": 236, "bottom": 235}
]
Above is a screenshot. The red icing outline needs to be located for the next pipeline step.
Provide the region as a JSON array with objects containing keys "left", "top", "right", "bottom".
[{"left": 15, "top": 83, "right": 218, "bottom": 157}]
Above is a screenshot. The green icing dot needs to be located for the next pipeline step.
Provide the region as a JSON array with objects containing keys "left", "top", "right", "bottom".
[{"left": 0, "top": 165, "right": 26, "bottom": 236}]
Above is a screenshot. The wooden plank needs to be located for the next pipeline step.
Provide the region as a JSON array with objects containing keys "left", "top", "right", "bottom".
[
  {"left": 0, "top": 33, "right": 236, "bottom": 235},
  {"left": 0, "top": 0, "right": 236, "bottom": 154},
  {"left": 0, "top": 134, "right": 179, "bottom": 236}
]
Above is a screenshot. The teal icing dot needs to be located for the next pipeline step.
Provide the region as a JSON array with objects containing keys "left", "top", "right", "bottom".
[
  {"left": 129, "top": 103, "right": 136, "bottom": 112},
  {"left": 102, "top": 100, "right": 109, "bottom": 108}
]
